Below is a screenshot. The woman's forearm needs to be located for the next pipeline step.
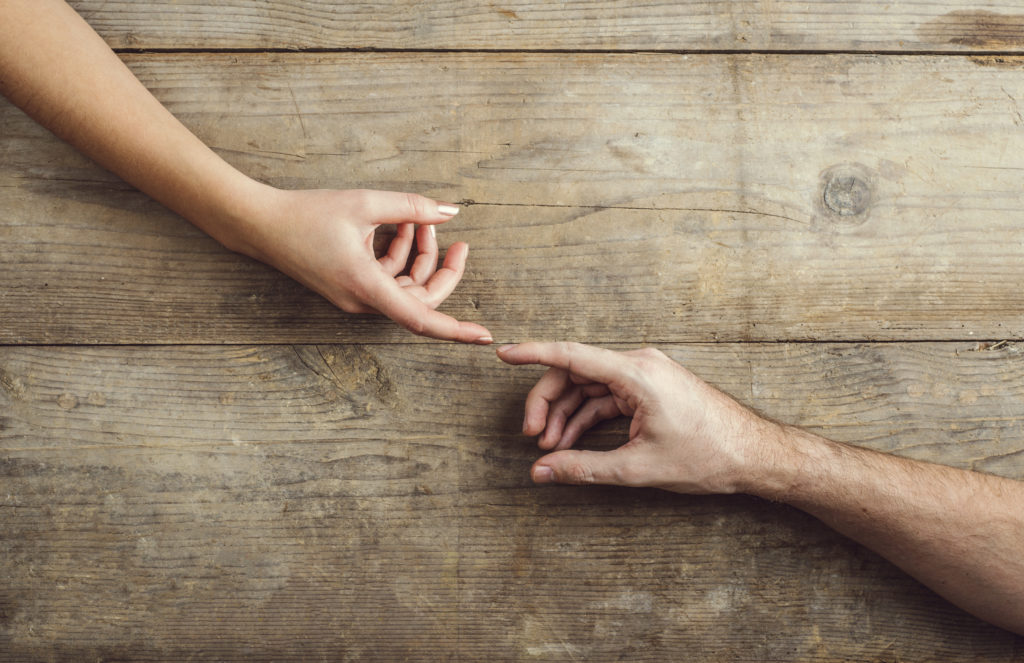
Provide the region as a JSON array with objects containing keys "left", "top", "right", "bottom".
[
  {"left": 751, "top": 425, "right": 1024, "bottom": 633},
  {"left": 0, "top": 0, "right": 492, "bottom": 343},
  {"left": 0, "top": 0, "right": 269, "bottom": 251}
]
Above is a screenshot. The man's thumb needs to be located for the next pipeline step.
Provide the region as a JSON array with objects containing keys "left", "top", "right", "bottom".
[{"left": 531, "top": 449, "right": 631, "bottom": 487}]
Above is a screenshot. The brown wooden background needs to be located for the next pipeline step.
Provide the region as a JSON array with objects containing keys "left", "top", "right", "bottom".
[{"left": 2, "top": 2, "right": 1024, "bottom": 660}]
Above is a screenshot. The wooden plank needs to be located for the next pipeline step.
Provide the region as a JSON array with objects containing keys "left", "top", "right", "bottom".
[
  {"left": 3, "top": 53, "right": 1024, "bottom": 344},
  {"left": 67, "top": 0, "right": 1024, "bottom": 53},
  {"left": 1, "top": 342, "right": 1023, "bottom": 659}
]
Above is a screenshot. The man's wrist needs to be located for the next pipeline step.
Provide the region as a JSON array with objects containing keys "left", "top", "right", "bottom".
[{"left": 731, "top": 420, "right": 828, "bottom": 501}]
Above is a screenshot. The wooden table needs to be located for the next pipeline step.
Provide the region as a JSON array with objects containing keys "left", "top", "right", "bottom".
[{"left": 3, "top": 2, "right": 1024, "bottom": 660}]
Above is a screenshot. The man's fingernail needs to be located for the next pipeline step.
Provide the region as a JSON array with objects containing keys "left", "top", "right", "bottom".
[
  {"left": 497, "top": 344, "right": 516, "bottom": 353},
  {"left": 438, "top": 204, "right": 460, "bottom": 216},
  {"left": 475, "top": 336, "right": 493, "bottom": 344},
  {"left": 533, "top": 466, "right": 554, "bottom": 483}
]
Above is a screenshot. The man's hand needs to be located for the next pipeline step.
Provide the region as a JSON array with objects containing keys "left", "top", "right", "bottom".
[
  {"left": 237, "top": 188, "right": 492, "bottom": 344},
  {"left": 496, "top": 341, "right": 780, "bottom": 492},
  {"left": 499, "top": 341, "right": 1024, "bottom": 635}
]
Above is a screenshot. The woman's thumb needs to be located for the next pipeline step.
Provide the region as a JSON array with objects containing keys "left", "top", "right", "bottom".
[{"left": 367, "top": 191, "right": 460, "bottom": 225}]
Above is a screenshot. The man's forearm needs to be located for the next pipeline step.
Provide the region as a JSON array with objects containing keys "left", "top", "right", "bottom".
[
  {"left": 746, "top": 424, "right": 1024, "bottom": 634},
  {"left": 0, "top": 0, "right": 269, "bottom": 251}
]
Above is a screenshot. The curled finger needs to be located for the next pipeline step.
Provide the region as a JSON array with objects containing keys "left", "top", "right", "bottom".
[
  {"left": 557, "top": 395, "right": 623, "bottom": 450},
  {"left": 417, "top": 241, "right": 469, "bottom": 309},
  {"left": 408, "top": 224, "right": 439, "bottom": 285},
  {"left": 377, "top": 223, "right": 415, "bottom": 276},
  {"left": 363, "top": 270, "right": 492, "bottom": 344},
  {"left": 392, "top": 241, "right": 469, "bottom": 311},
  {"left": 540, "top": 386, "right": 586, "bottom": 450},
  {"left": 523, "top": 367, "right": 571, "bottom": 436}
]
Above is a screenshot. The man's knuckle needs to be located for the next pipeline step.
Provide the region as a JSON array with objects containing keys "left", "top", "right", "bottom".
[
  {"left": 631, "top": 356, "right": 656, "bottom": 374},
  {"left": 566, "top": 463, "right": 593, "bottom": 484},
  {"left": 639, "top": 347, "right": 666, "bottom": 360},
  {"left": 615, "top": 461, "right": 641, "bottom": 486},
  {"left": 338, "top": 299, "right": 360, "bottom": 314}
]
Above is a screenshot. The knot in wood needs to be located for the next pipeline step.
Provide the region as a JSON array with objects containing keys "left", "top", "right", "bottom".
[
  {"left": 817, "top": 163, "right": 875, "bottom": 226},
  {"left": 823, "top": 172, "right": 870, "bottom": 216}
]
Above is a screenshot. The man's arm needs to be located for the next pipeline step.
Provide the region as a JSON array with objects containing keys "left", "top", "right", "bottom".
[
  {"left": 0, "top": 0, "right": 492, "bottom": 344},
  {"left": 497, "top": 342, "right": 1024, "bottom": 634},
  {"left": 757, "top": 425, "right": 1024, "bottom": 634}
]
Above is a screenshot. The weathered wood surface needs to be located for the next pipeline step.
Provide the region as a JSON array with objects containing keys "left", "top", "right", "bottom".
[
  {"left": 3, "top": 53, "right": 1024, "bottom": 344},
  {"left": 5, "top": 3, "right": 1024, "bottom": 659},
  {"left": 2, "top": 342, "right": 1023, "bottom": 660},
  {"left": 67, "top": 0, "right": 1024, "bottom": 53}
]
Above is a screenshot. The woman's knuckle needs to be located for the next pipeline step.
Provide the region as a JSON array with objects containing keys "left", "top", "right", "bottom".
[
  {"left": 405, "top": 192, "right": 428, "bottom": 218},
  {"left": 348, "top": 189, "right": 373, "bottom": 211}
]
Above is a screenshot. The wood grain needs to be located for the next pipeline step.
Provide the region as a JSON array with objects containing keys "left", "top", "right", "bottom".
[
  {"left": 66, "top": 0, "right": 1024, "bottom": 53},
  {"left": 3, "top": 53, "right": 1023, "bottom": 344},
  {"left": 2, "top": 342, "right": 1023, "bottom": 660},
  {"left": 6, "top": 4, "right": 1023, "bottom": 660}
]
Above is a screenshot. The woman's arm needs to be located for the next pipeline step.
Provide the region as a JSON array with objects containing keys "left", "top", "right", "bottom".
[{"left": 0, "top": 0, "right": 492, "bottom": 344}]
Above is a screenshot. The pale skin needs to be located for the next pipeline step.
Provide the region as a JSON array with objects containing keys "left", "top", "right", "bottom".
[
  {"left": 497, "top": 342, "right": 1024, "bottom": 635},
  {"left": 0, "top": 0, "right": 492, "bottom": 344}
]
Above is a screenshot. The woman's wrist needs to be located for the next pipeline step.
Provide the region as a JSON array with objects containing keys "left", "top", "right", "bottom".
[{"left": 192, "top": 172, "right": 283, "bottom": 260}]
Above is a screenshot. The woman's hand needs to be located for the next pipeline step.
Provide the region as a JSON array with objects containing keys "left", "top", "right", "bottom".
[
  {"left": 236, "top": 187, "right": 492, "bottom": 344},
  {"left": 0, "top": 0, "right": 491, "bottom": 344}
]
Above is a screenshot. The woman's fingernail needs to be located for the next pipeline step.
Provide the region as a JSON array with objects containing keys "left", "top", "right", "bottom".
[
  {"left": 533, "top": 466, "right": 554, "bottom": 483},
  {"left": 429, "top": 225, "right": 436, "bottom": 239},
  {"left": 475, "top": 336, "right": 493, "bottom": 344},
  {"left": 438, "top": 204, "right": 460, "bottom": 216}
]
